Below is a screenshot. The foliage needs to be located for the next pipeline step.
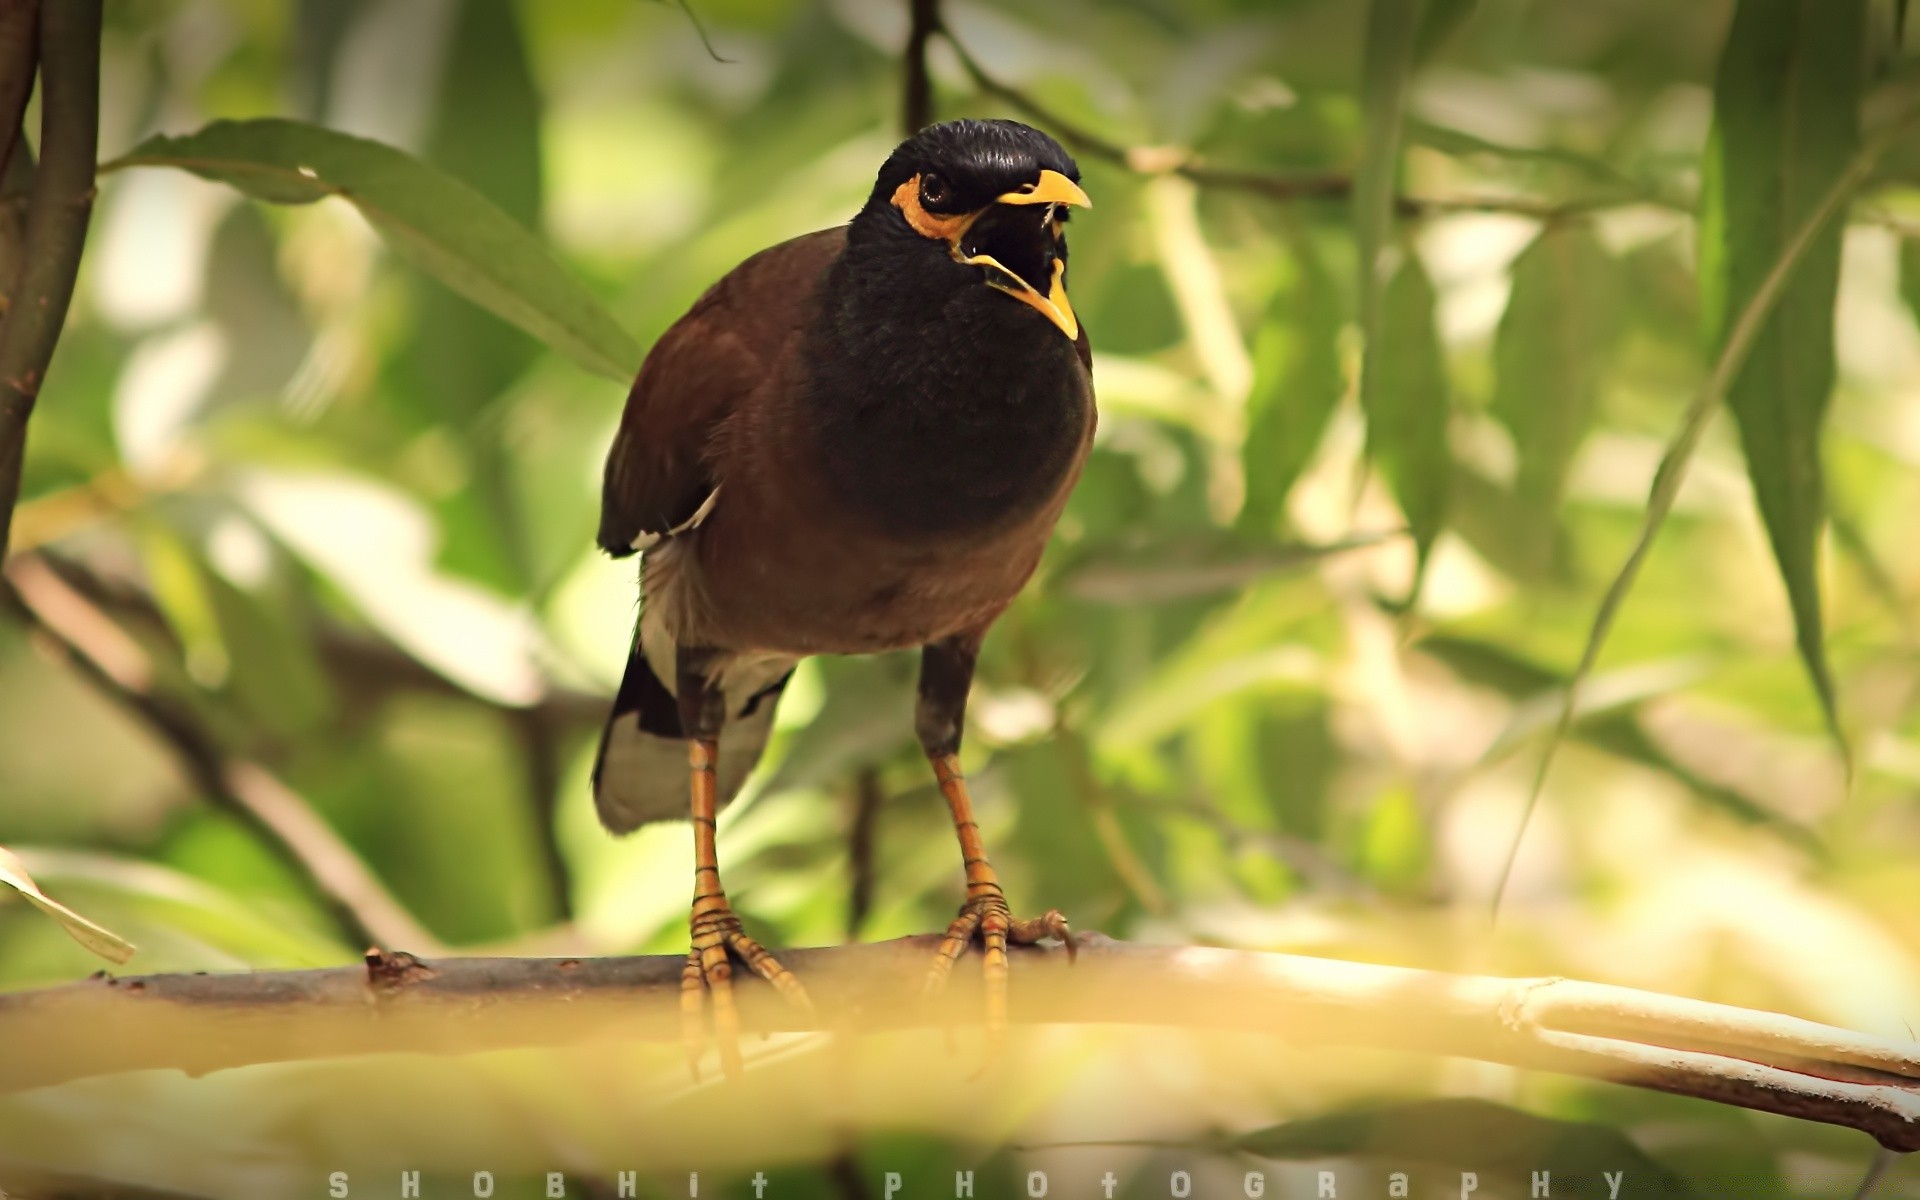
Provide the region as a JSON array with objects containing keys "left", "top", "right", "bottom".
[{"left": 3, "top": 0, "right": 1920, "bottom": 1196}]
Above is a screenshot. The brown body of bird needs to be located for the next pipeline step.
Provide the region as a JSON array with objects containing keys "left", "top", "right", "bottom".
[{"left": 592, "top": 119, "right": 1093, "bottom": 1078}]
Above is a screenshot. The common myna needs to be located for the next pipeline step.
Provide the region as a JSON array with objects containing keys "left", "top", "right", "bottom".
[{"left": 591, "top": 118, "right": 1093, "bottom": 1077}]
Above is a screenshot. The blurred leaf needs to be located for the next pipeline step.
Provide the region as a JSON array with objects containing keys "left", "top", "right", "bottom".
[
  {"left": 1354, "top": 0, "right": 1420, "bottom": 335},
  {"left": 1238, "top": 231, "right": 1345, "bottom": 533},
  {"left": 0, "top": 844, "right": 136, "bottom": 964},
  {"left": 4, "top": 848, "right": 346, "bottom": 967},
  {"left": 759, "top": 655, "right": 916, "bottom": 798},
  {"left": 1492, "top": 226, "right": 1622, "bottom": 574},
  {"left": 1055, "top": 530, "right": 1390, "bottom": 605},
  {"left": 106, "top": 119, "right": 641, "bottom": 381},
  {"left": 237, "top": 469, "right": 545, "bottom": 706},
  {"left": 1419, "top": 634, "right": 1822, "bottom": 849},
  {"left": 1700, "top": 0, "right": 1865, "bottom": 749},
  {"left": 1362, "top": 250, "right": 1452, "bottom": 576},
  {"left": 1897, "top": 237, "right": 1920, "bottom": 331},
  {"left": 1413, "top": 0, "right": 1476, "bottom": 64},
  {"left": 1234, "top": 1098, "right": 1698, "bottom": 1198},
  {"left": 1408, "top": 119, "right": 1640, "bottom": 187},
  {"left": 396, "top": 0, "right": 548, "bottom": 594},
  {"left": 1504, "top": 36, "right": 1897, "bottom": 913}
]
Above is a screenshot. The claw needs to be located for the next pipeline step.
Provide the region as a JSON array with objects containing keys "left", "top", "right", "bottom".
[
  {"left": 682, "top": 912, "right": 811, "bottom": 1080},
  {"left": 680, "top": 735, "right": 810, "bottom": 1080}
]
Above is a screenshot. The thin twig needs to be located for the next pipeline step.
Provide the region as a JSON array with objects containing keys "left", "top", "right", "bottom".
[
  {"left": 0, "top": 0, "right": 35, "bottom": 202},
  {"left": 902, "top": 0, "right": 939, "bottom": 134},
  {"left": 846, "top": 765, "right": 883, "bottom": 939},
  {"left": 0, "top": 0, "right": 98, "bottom": 564},
  {"left": 1, "top": 936, "right": 1915, "bottom": 1151},
  {"left": 941, "top": 30, "right": 1653, "bottom": 222},
  {"left": 2, "top": 554, "right": 445, "bottom": 954},
  {"left": 512, "top": 706, "right": 576, "bottom": 923}
]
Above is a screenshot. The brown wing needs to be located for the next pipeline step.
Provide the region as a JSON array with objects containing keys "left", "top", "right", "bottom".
[{"left": 597, "top": 227, "right": 846, "bottom": 557}]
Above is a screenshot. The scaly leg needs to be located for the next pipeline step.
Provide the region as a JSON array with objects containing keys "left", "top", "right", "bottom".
[
  {"left": 678, "top": 651, "right": 811, "bottom": 1080},
  {"left": 915, "top": 635, "right": 1075, "bottom": 1059}
]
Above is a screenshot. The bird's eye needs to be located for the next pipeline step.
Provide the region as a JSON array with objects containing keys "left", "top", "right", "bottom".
[{"left": 919, "top": 173, "right": 950, "bottom": 208}]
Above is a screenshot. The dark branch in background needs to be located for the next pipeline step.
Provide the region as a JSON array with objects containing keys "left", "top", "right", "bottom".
[
  {"left": 42, "top": 550, "right": 606, "bottom": 730},
  {"left": 511, "top": 706, "right": 575, "bottom": 923},
  {"left": 657, "top": 0, "right": 732, "bottom": 65},
  {"left": 902, "top": 0, "right": 939, "bottom": 134},
  {"left": 0, "top": 0, "right": 35, "bottom": 201},
  {"left": 939, "top": 28, "right": 1651, "bottom": 221},
  {"left": 0, "top": 0, "right": 98, "bottom": 564},
  {"left": 1, "top": 937, "right": 1916, "bottom": 1152},
  {"left": 846, "top": 766, "right": 883, "bottom": 938},
  {"left": 2, "top": 554, "right": 447, "bottom": 955},
  {"left": 30, "top": 552, "right": 592, "bottom": 923}
]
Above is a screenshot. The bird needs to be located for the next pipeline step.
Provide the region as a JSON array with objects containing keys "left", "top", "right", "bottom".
[{"left": 590, "top": 117, "right": 1093, "bottom": 1078}]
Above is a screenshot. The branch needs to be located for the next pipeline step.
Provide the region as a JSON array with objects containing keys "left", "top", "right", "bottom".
[
  {"left": 0, "top": 0, "right": 97, "bottom": 564},
  {"left": 0, "top": 937, "right": 1915, "bottom": 1151},
  {"left": 2, "top": 554, "right": 446, "bottom": 955},
  {"left": 902, "top": 0, "right": 939, "bottom": 134},
  {"left": 846, "top": 765, "right": 883, "bottom": 937},
  {"left": 41, "top": 549, "right": 607, "bottom": 730},
  {"left": 0, "top": 0, "right": 34, "bottom": 201},
  {"left": 941, "top": 31, "right": 1645, "bottom": 221}
]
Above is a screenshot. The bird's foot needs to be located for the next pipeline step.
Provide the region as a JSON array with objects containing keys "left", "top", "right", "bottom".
[
  {"left": 681, "top": 901, "right": 812, "bottom": 1081},
  {"left": 922, "top": 886, "right": 1074, "bottom": 1065}
]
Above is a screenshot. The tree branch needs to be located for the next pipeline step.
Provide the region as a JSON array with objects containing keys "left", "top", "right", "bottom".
[
  {"left": 0, "top": 0, "right": 96, "bottom": 564},
  {"left": 2, "top": 554, "right": 446, "bottom": 955},
  {"left": 0, "top": 0, "right": 35, "bottom": 201},
  {"left": 940, "top": 30, "right": 1648, "bottom": 221},
  {"left": 0, "top": 936, "right": 1914, "bottom": 1151},
  {"left": 902, "top": 0, "right": 939, "bottom": 134}
]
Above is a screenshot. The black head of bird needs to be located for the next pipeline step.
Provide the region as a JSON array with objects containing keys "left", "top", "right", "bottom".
[{"left": 847, "top": 117, "right": 1089, "bottom": 340}]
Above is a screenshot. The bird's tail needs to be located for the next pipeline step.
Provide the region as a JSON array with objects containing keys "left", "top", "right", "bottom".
[{"left": 590, "top": 625, "right": 795, "bottom": 833}]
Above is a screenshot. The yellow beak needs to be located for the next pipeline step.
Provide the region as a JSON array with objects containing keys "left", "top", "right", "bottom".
[
  {"left": 950, "top": 170, "right": 1088, "bottom": 340},
  {"left": 994, "top": 169, "right": 1093, "bottom": 210}
]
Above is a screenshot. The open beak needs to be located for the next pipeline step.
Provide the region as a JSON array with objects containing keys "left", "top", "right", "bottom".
[{"left": 951, "top": 170, "right": 1090, "bottom": 340}]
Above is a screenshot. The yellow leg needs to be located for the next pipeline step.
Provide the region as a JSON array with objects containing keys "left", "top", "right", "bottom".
[
  {"left": 681, "top": 736, "right": 811, "bottom": 1080},
  {"left": 922, "top": 754, "right": 1074, "bottom": 1061}
]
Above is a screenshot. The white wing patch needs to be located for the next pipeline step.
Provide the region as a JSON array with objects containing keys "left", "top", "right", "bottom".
[{"left": 629, "top": 486, "right": 720, "bottom": 552}]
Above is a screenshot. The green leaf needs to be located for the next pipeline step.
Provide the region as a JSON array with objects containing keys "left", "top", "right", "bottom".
[
  {"left": 1700, "top": 0, "right": 1865, "bottom": 749},
  {"left": 0, "top": 844, "right": 136, "bottom": 964},
  {"left": 105, "top": 118, "right": 642, "bottom": 382},
  {"left": 1413, "top": 0, "right": 1476, "bottom": 64},
  {"left": 397, "top": 0, "right": 548, "bottom": 594},
  {"left": 1492, "top": 225, "right": 1622, "bottom": 574},
  {"left": 1493, "top": 84, "right": 1902, "bottom": 917},
  {"left": 1238, "top": 231, "right": 1345, "bottom": 534},
  {"left": 1055, "top": 530, "right": 1389, "bottom": 605},
  {"left": 1362, "top": 249, "right": 1452, "bottom": 576},
  {"left": 1897, "top": 236, "right": 1920, "bottom": 329},
  {"left": 1419, "top": 634, "right": 1822, "bottom": 849},
  {"left": 1234, "top": 1098, "right": 1698, "bottom": 1198},
  {"left": 1354, "top": 0, "right": 1421, "bottom": 337}
]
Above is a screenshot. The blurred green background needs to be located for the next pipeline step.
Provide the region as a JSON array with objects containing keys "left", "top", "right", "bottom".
[{"left": 3, "top": 0, "right": 1920, "bottom": 1195}]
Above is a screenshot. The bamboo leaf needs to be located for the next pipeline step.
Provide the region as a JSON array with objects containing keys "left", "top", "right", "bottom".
[
  {"left": 104, "top": 119, "right": 642, "bottom": 382},
  {"left": 1491, "top": 54, "right": 1911, "bottom": 919},
  {"left": 0, "top": 844, "right": 136, "bottom": 964},
  {"left": 1354, "top": 0, "right": 1421, "bottom": 336},
  {"left": 1700, "top": 0, "right": 1865, "bottom": 750},
  {"left": 1238, "top": 232, "right": 1345, "bottom": 533},
  {"left": 1897, "top": 236, "right": 1920, "bottom": 329},
  {"left": 1492, "top": 225, "right": 1622, "bottom": 574},
  {"left": 1363, "top": 250, "right": 1452, "bottom": 574}
]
